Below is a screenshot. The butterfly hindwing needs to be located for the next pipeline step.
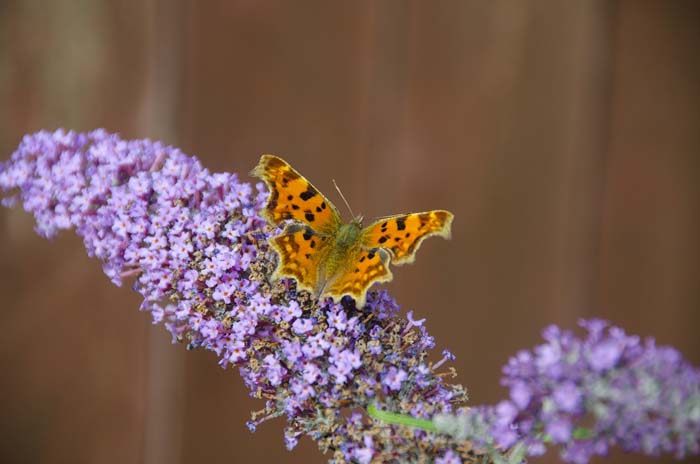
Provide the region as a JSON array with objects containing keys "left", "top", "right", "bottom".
[
  {"left": 269, "top": 224, "right": 333, "bottom": 294},
  {"left": 361, "top": 210, "right": 453, "bottom": 265},
  {"left": 323, "top": 247, "right": 393, "bottom": 308},
  {"left": 251, "top": 154, "right": 341, "bottom": 234}
]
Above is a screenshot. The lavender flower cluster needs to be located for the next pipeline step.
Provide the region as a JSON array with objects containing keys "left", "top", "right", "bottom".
[
  {"left": 2, "top": 129, "right": 698, "bottom": 464},
  {"left": 0, "top": 129, "right": 469, "bottom": 463},
  {"left": 434, "top": 320, "right": 700, "bottom": 463}
]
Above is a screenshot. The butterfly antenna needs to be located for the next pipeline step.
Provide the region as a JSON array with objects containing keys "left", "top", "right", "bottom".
[{"left": 332, "top": 179, "right": 356, "bottom": 219}]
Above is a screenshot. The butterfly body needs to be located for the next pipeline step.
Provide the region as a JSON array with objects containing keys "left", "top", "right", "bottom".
[
  {"left": 327, "top": 220, "right": 359, "bottom": 261},
  {"left": 335, "top": 220, "right": 363, "bottom": 248},
  {"left": 252, "top": 154, "right": 453, "bottom": 308}
]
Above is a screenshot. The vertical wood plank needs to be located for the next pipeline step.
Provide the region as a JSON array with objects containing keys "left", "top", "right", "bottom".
[
  {"left": 600, "top": 0, "right": 700, "bottom": 361},
  {"left": 139, "top": 1, "right": 187, "bottom": 463},
  {"left": 0, "top": 1, "right": 150, "bottom": 464}
]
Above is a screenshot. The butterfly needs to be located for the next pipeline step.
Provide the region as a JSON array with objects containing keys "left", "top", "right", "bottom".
[{"left": 251, "top": 154, "right": 453, "bottom": 308}]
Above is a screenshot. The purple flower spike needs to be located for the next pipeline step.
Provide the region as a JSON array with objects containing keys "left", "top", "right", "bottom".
[
  {"left": 440, "top": 319, "right": 700, "bottom": 463},
  {"left": 1, "top": 130, "right": 469, "bottom": 463}
]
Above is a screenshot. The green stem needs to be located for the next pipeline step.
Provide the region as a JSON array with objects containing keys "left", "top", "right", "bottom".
[
  {"left": 572, "top": 427, "right": 594, "bottom": 440},
  {"left": 368, "top": 404, "right": 594, "bottom": 447},
  {"left": 367, "top": 403, "right": 437, "bottom": 433}
]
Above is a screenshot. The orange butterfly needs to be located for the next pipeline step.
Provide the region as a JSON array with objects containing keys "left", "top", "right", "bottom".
[{"left": 251, "top": 154, "right": 453, "bottom": 308}]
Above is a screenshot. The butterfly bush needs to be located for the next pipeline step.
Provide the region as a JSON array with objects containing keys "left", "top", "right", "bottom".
[{"left": 1, "top": 129, "right": 698, "bottom": 464}]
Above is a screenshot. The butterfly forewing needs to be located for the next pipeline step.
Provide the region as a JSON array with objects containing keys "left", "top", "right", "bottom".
[
  {"left": 361, "top": 210, "right": 453, "bottom": 265},
  {"left": 251, "top": 154, "right": 341, "bottom": 234}
]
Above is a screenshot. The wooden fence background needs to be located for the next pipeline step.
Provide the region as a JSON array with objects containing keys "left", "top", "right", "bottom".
[{"left": 1, "top": 1, "right": 698, "bottom": 463}]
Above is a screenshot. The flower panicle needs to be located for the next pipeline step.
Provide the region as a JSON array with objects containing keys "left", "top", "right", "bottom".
[
  {"left": 0, "top": 129, "right": 471, "bottom": 463},
  {"left": 432, "top": 319, "right": 700, "bottom": 464}
]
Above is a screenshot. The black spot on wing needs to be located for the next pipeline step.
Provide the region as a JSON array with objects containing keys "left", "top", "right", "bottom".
[
  {"left": 378, "top": 236, "right": 388, "bottom": 244},
  {"left": 396, "top": 217, "right": 406, "bottom": 231},
  {"left": 305, "top": 212, "right": 315, "bottom": 222},
  {"left": 292, "top": 204, "right": 300, "bottom": 210},
  {"left": 302, "top": 230, "right": 312, "bottom": 241},
  {"left": 300, "top": 186, "right": 318, "bottom": 201}
]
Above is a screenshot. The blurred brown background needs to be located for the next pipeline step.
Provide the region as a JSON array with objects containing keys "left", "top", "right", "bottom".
[{"left": 1, "top": 1, "right": 698, "bottom": 463}]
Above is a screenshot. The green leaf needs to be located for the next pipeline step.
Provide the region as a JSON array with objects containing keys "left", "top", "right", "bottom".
[{"left": 367, "top": 403, "right": 437, "bottom": 432}]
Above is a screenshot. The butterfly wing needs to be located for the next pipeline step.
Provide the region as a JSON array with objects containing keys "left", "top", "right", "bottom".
[
  {"left": 361, "top": 210, "right": 453, "bottom": 265},
  {"left": 251, "top": 154, "right": 342, "bottom": 234},
  {"left": 269, "top": 224, "right": 333, "bottom": 294},
  {"left": 321, "top": 247, "right": 393, "bottom": 308}
]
